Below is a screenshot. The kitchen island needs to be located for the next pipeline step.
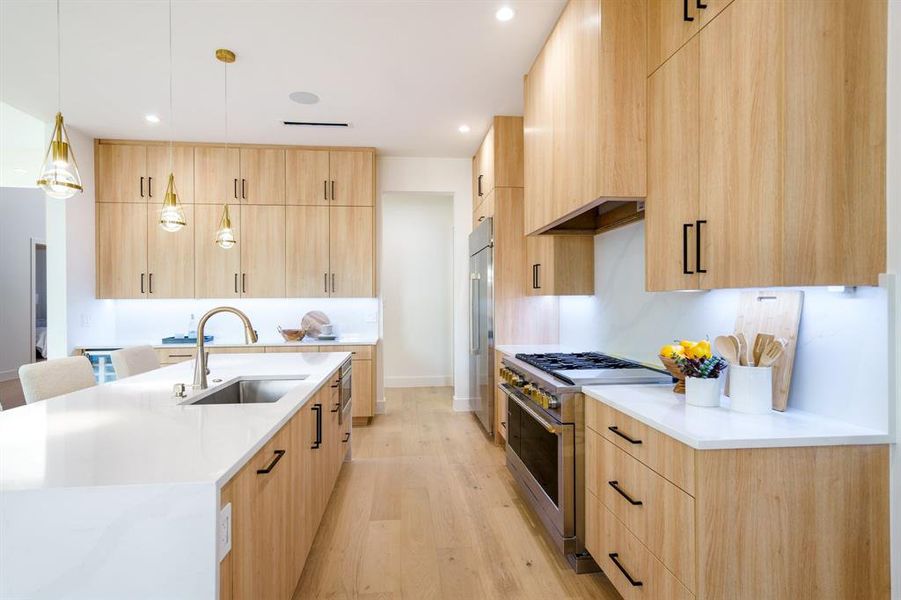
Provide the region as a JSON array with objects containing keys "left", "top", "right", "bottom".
[{"left": 0, "top": 352, "right": 351, "bottom": 599}]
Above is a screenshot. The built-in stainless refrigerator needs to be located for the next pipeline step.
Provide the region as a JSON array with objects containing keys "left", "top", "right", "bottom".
[{"left": 469, "top": 218, "right": 494, "bottom": 436}]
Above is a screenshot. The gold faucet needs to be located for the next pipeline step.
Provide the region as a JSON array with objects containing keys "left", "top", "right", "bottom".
[{"left": 193, "top": 306, "right": 259, "bottom": 389}]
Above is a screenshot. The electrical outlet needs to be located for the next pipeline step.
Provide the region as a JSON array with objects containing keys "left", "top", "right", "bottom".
[{"left": 217, "top": 503, "right": 232, "bottom": 561}]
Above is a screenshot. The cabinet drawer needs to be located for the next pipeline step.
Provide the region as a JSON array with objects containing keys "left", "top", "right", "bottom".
[
  {"left": 334, "top": 345, "right": 372, "bottom": 360},
  {"left": 586, "top": 493, "right": 694, "bottom": 600},
  {"left": 264, "top": 346, "right": 319, "bottom": 353},
  {"left": 586, "top": 399, "right": 695, "bottom": 495},
  {"left": 208, "top": 346, "right": 265, "bottom": 355},
  {"left": 590, "top": 430, "right": 695, "bottom": 591},
  {"left": 157, "top": 348, "right": 195, "bottom": 364}
]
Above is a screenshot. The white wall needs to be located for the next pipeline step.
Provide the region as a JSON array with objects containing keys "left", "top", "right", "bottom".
[
  {"left": 381, "top": 192, "right": 454, "bottom": 388},
  {"left": 378, "top": 157, "right": 473, "bottom": 410},
  {"left": 0, "top": 187, "right": 45, "bottom": 380},
  {"left": 559, "top": 221, "right": 891, "bottom": 432},
  {"left": 886, "top": 1, "right": 900, "bottom": 595}
]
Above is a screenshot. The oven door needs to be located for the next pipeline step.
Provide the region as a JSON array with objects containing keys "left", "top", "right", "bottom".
[{"left": 501, "top": 384, "right": 574, "bottom": 539}]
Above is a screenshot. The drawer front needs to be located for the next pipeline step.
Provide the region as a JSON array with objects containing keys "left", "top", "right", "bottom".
[
  {"left": 157, "top": 348, "right": 195, "bottom": 364},
  {"left": 586, "top": 493, "right": 695, "bottom": 600},
  {"left": 593, "top": 430, "right": 695, "bottom": 591},
  {"left": 264, "top": 346, "right": 320, "bottom": 353},
  {"left": 336, "top": 345, "right": 372, "bottom": 360},
  {"left": 586, "top": 399, "right": 695, "bottom": 495},
  {"left": 208, "top": 346, "right": 265, "bottom": 354}
]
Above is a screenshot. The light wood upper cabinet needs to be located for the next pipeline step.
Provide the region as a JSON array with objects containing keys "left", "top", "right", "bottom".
[
  {"left": 329, "top": 207, "right": 373, "bottom": 297},
  {"left": 473, "top": 117, "right": 523, "bottom": 206},
  {"left": 194, "top": 147, "right": 240, "bottom": 204},
  {"left": 527, "top": 234, "right": 594, "bottom": 296},
  {"left": 646, "top": 37, "right": 700, "bottom": 292},
  {"left": 647, "top": 0, "right": 733, "bottom": 75},
  {"left": 146, "top": 145, "right": 194, "bottom": 204},
  {"left": 286, "top": 206, "right": 330, "bottom": 298},
  {"left": 473, "top": 189, "right": 495, "bottom": 229},
  {"left": 194, "top": 204, "right": 241, "bottom": 298},
  {"left": 147, "top": 204, "right": 195, "bottom": 298},
  {"left": 96, "top": 203, "right": 148, "bottom": 298},
  {"left": 240, "top": 148, "right": 285, "bottom": 205},
  {"left": 329, "top": 151, "right": 373, "bottom": 206},
  {"left": 475, "top": 125, "right": 495, "bottom": 200},
  {"left": 646, "top": 0, "right": 886, "bottom": 290},
  {"left": 97, "top": 144, "right": 147, "bottom": 203},
  {"left": 286, "top": 149, "right": 330, "bottom": 206},
  {"left": 523, "top": 0, "right": 647, "bottom": 235},
  {"left": 240, "top": 206, "right": 286, "bottom": 298}
]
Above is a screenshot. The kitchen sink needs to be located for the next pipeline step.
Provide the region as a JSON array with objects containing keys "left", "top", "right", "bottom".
[{"left": 187, "top": 377, "right": 307, "bottom": 405}]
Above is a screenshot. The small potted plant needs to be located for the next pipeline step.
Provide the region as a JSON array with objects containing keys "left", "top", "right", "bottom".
[{"left": 660, "top": 340, "right": 728, "bottom": 407}]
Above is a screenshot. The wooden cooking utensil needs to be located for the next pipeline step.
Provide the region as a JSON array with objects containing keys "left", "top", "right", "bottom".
[
  {"left": 736, "top": 332, "right": 750, "bottom": 366},
  {"left": 758, "top": 339, "right": 786, "bottom": 368},
  {"left": 714, "top": 335, "right": 740, "bottom": 365},
  {"left": 752, "top": 333, "right": 775, "bottom": 366}
]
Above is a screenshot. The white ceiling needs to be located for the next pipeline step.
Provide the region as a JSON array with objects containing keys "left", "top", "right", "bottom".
[{"left": 0, "top": 0, "right": 565, "bottom": 157}]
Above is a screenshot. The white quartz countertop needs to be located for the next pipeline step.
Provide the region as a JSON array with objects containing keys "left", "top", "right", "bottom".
[
  {"left": 76, "top": 335, "right": 378, "bottom": 349},
  {"left": 0, "top": 352, "right": 349, "bottom": 492},
  {"left": 583, "top": 384, "right": 892, "bottom": 450}
]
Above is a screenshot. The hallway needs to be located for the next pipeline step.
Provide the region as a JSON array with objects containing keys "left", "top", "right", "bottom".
[{"left": 293, "top": 387, "right": 618, "bottom": 599}]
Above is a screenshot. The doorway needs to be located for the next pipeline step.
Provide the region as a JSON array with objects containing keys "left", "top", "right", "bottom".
[
  {"left": 381, "top": 192, "right": 454, "bottom": 389},
  {"left": 31, "top": 240, "right": 46, "bottom": 363}
]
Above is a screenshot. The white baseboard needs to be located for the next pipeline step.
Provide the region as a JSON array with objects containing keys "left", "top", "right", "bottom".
[
  {"left": 385, "top": 375, "right": 453, "bottom": 388},
  {"left": 375, "top": 399, "right": 386, "bottom": 415},
  {"left": 452, "top": 396, "right": 473, "bottom": 412},
  {"left": 0, "top": 370, "right": 17, "bottom": 382}
]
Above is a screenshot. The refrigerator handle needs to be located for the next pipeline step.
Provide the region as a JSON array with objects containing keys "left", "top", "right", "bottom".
[{"left": 470, "top": 273, "right": 480, "bottom": 354}]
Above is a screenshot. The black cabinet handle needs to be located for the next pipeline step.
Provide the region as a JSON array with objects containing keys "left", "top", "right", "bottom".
[
  {"left": 331, "top": 180, "right": 335, "bottom": 201},
  {"left": 324, "top": 273, "right": 328, "bottom": 293},
  {"left": 608, "top": 425, "right": 642, "bottom": 445},
  {"left": 140, "top": 273, "right": 145, "bottom": 294},
  {"left": 682, "top": 223, "right": 694, "bottom": 275},
  {"left": 140, "top": 176, "right": 145, "bottom": 198},
  {"left": 323, "top": 180, "right": 328, "bottom": 200},
  {"left": 683, "top": 0, "right": 694, "bottom": 21},
  {"left": 342, "top": 432, "right": 350, "bottom": 443},
  {"left": 331, "top": 402, "right": 340, "bottom": 413},
  {"left": 242, "top": 273, "right": 246, "bottom": 294},
  {"left": 148, "top": 273, "right": 153, "bottom": 294},
  {"left": 311, "top": 403, "right": 322, "bottom": 449},
  {"left": 241, "top": 178, "right": 246, "bottom": 199},
  {"left": 148, "top": 176, "right": 153, "bottom": 198},
  {"left": 234, "top": 273, "right": 239, "bottom": 294},
  {"left": 256, "top": 449, "right": 286, "bottom": 474},
  {"left": 608, "top": 553, "right": 643, "bottom": 587},
  {"left": 478, "top": 216, "right": 485, "bottom": 222},
  {"left": 233, "top": 178, "right": 238, "bottom": 199},
  {"left": 695, "top": 219, "right": 707, "bottom": 274},
  {"left": 697, "top": 0, "right": 707, "bottom": 8},
  {"left": 477, "top": 174, "right": 484, "bottom": 197},
  {"left": 331, "top": 273, "right": 335, "bottom": 293},
  {"left": 535, "top": 264, "right": 541, "bottom": 289},
  {"left": 608, "top": 480, "right": 643, "bottom": 505},
  {"left": 532, "top": 264, "right": 538, "bottom": 289}
]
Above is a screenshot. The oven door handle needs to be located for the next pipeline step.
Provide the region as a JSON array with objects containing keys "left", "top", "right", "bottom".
[{"left": 501, "top": 385, "right": 560, "bottom": 434}]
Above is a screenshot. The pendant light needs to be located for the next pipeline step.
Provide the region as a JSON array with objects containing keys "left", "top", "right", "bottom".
[
  {"left": 36, "top": 0, "right": 83, "bottom": 199},
  {"left": 215, "top": 48, "right": 237, "bottom": 249},
  {"left": 158, "top": 0, "right": 186, "bottom": 232}
]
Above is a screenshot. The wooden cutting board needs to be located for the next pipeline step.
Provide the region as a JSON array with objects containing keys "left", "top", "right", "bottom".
[
  {"left": 732, "top": 290, "right": 804, "bottom": 411},
  {"left": 301, "top": 311, "right": 330, "bottom": 338}
]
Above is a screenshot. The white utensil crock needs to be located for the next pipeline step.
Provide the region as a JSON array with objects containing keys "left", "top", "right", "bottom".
[
  {"left": 729, "top": 365, "right": 773, "bottom": 414},
  {"left": 685, "top": 376, "right": 722, "bottom": 407}
]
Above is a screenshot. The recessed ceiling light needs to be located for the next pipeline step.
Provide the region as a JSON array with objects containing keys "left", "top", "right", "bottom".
[
  {"left": 145, "top": 114, "right": 161, "bottom": 123},
  {"left": 496, "top": 6, "right": 515, "bottom": 21},
  {"left": 289, "top": 91, "right": 320, "bottom": 105},
  {"left": 458, "top": 124, "right": 471, "bottom": 133}
]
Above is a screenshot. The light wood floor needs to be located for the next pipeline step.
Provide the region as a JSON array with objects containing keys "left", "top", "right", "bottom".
[
  {"left": 0, "top": 378, "right": 25, "bottom": 411},
  {"left": 293, "top": 386, "right": 619, "bottom": 600}
]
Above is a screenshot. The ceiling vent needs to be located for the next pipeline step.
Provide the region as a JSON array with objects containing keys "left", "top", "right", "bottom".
[{"left": 283, "top": 121, "right": 351, "bottom": 128}]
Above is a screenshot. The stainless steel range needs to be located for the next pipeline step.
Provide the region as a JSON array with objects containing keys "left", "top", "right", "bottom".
[{"left": 497, "top": 352, "right": 670, "bottom": 573}]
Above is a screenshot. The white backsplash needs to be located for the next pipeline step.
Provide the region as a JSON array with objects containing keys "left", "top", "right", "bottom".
[
  {"left": 105, "top": 298, "right": 379, "bottom": 345},
  {"left": 559, "top": 221, "right": 890, "bottom": 432}
]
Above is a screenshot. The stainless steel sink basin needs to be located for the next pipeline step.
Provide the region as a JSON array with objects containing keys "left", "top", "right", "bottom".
[{"left": 187, "top": 378, "right": 307, "bottom": 405}]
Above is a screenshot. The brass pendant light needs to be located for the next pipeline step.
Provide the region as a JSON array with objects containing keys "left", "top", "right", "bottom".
[
  {"left": 37, "top": 0, "right": 83, "bottom": 199},
  {"left": 159, "top": 0, "right": 186, "bottom": 232},
  {"left": 215, "top": 48, "right": 237, "bottom": 249}
]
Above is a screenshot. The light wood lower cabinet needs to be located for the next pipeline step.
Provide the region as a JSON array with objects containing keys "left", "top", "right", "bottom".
[
  {"left": 329, "top": 207, "right": 374, "bottom": 297},
  {"left": 148, "top": 204, "right": 194, "bottom": 298},
  {"left": 194, "top": 204, "right": 241, "bottom": 298},
  {"left": 220, "top": 377, "right": 349, "bottom": 600},
  {"left": 584, "top": 399, "right": 890, "bottom": 599},
  {"left": 96, "top": 203, "right": 148, "bottom": 298},
  {"left": 240, "top": 206, "right": 286, "bottom": 298},
  {"left": 351, "top": 355, "right": 374, "bottom": 419}
]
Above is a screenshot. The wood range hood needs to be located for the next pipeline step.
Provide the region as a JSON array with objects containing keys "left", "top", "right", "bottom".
[{"left": 531, "top": 197, "right": 645, "bottom": 236}]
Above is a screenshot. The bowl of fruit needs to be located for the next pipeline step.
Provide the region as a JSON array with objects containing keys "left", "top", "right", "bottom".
[{"left": 658, "top": 339, "right": 720, "bottom": 394}]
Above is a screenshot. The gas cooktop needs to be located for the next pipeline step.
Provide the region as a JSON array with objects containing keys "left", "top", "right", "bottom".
[{"left": 514, "top": 352, "right": 672, "bottom": 386}]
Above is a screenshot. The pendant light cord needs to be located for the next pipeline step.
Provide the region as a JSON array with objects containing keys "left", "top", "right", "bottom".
[
  {"left": 224, "top": 57, "right": 229, "bottom": 155},
  {"left": 168, "top": 0, "right": 174, "bottom": 172},
  {"left": 56, "top": 0, "right": 61, "bottom": 110}
]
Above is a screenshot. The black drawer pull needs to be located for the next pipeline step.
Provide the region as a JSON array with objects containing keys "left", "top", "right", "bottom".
[
  {"left": 608, "top": 480, "right": 643, "bottom": 505},
  {"left": 311, "top": 403, "right": 322, "bottom": 449},
  {"left": 609, "top": 553, "right": 643, "bottom": 587},
  {"left": 256, "top": 449, "right": 285, "bottom": 474},
  {"left": 342, "top": 432, "right": 350, "bottom": 443},
  {"left": 608, "top": 425, "right": 642, "bottom": 445},
  {"left": 683, "top": 0, "right": 694, "bottom": 21}
]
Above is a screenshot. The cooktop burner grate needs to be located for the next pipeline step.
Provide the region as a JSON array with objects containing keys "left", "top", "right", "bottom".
[{"left": 515, "top": 352, "right": 640, "bottom": 374}]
